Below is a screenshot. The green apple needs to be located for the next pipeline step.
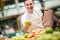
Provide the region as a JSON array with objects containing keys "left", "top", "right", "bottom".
[
  {"left": 24, "top": 33, "right": 29, "bottom": 38},
  {"left": 24, "top": 20, "right": 30, "bottom": 26},
  {"left": 45, "top": 27, "right": 53, "bottom": 34}
]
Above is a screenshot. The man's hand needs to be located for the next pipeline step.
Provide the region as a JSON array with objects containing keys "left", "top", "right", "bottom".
[{"left": 24, "top": 20, "right": 31, "bottom": 32}]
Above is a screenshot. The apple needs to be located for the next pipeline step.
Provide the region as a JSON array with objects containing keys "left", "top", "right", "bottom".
[
  {"left": 28, "top": 33, "right": 35, "bottom": 38},
  {"left": 24, "top": 20, "right": 31, "bottom": 27},
  {"left": 45, "top": 27, "right": 53, "bottom": 34},
  {"left": 24, "top": 33, "right": 29, "bottom": 38}
]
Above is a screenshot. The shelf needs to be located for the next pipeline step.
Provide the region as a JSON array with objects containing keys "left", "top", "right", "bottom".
[{"left": 0, "top": 13, "right": 23, "bottom": 20}]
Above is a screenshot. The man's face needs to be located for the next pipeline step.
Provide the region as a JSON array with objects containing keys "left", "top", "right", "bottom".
[{"left": 24, "top": 0, "right": 34, "bottom": 13}]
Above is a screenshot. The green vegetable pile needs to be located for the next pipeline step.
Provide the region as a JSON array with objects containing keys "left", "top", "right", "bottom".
[
  {"left": 33, "top": 27, "right": 60, "bottom": 40},
  {"left": 55, "top": 26, "right": 60, "bottom": 31}
]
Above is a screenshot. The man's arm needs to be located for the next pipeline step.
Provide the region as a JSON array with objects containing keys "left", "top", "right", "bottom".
[
  {"left": 21, "top": 21, "right": 31, "bottom": 33},
  {"left": 21, "top": 15, "right": 31, "bottom": 33}
]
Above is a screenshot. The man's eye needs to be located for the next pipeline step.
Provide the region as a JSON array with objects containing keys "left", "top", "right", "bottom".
[{"left": 30, "top": 3, "right": 32, "bottom": 5}]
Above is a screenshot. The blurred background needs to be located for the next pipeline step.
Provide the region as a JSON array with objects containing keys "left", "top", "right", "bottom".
[
  {"left": 0, "top": 0, "right": 60, "bottom": 37},
  {"left": 0, "top": 0, "right": 60, "bottom": 17}
]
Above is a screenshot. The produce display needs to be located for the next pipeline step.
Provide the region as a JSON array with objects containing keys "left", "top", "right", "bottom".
[
  {"left": 33, "top": 27, "right": 60, "bottom": 40},
  {"left": 0, "top": 27, "right": 60, "bottom": 40},
  {"left": 33, "top": 33, "right": 60, "bottom": 40}
]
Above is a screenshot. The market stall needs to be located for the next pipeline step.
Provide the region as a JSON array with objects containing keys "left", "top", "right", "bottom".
[
  {"left": 0, "top": 27, "right": 60, "bottom": 40},
  {"left": 0, "top": 0, "right": 60, "bottom": 40}
]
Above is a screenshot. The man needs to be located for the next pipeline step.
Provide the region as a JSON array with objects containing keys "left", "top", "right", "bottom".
[{"left": 21, "top": 0, "right": 44, "bottom": 33}]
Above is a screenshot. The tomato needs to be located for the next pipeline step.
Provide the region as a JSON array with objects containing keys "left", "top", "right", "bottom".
[{"left": 58, "top": 19, "right": 60, "bottom": 25}]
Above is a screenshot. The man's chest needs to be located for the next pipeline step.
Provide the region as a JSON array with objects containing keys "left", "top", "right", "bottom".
[
  {"left": 28, "top": 13, "right": 40, "bottom": 20},
  {"left": 27, "top": 13, "right": 42, "bottom": 25}
]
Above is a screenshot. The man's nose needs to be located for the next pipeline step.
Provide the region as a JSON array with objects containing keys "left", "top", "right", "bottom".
[{"left": 28, "top": 5, "right": 31, "bottom": 8}]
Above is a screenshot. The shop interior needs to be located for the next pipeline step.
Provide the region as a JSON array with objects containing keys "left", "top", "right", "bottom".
[{"left": 0, "top": 0, "right": 60, "bottom": 40}]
